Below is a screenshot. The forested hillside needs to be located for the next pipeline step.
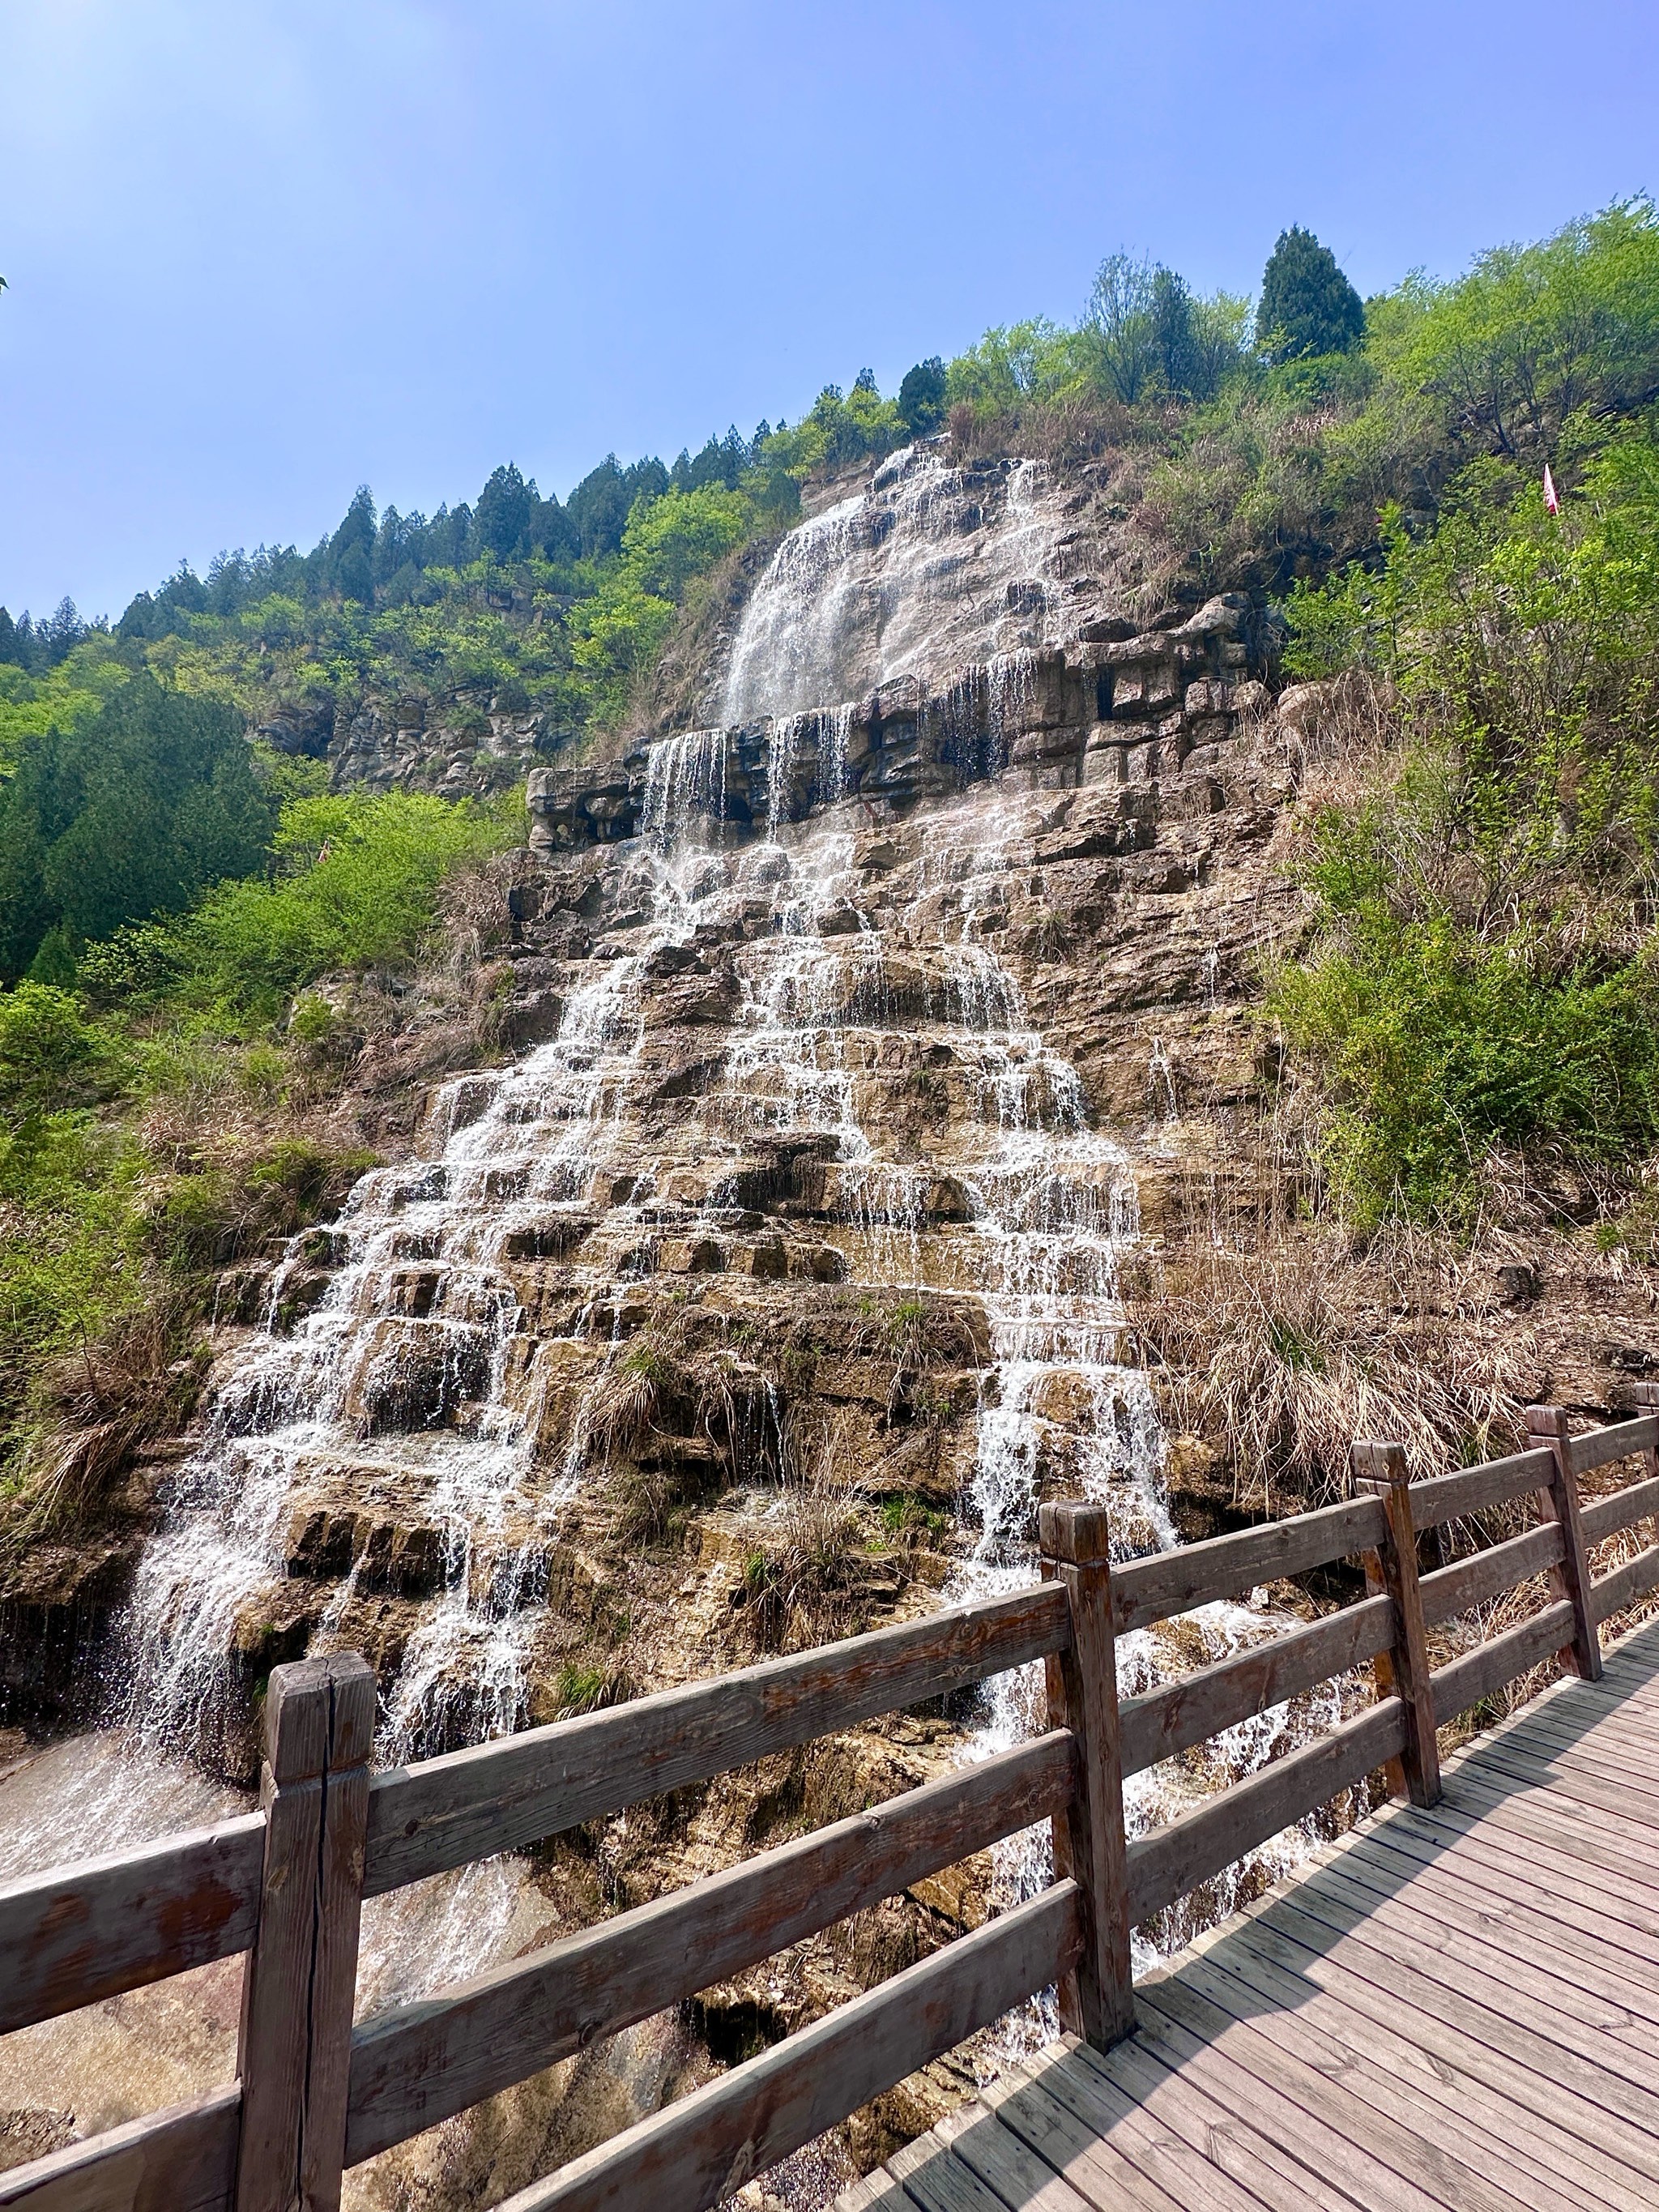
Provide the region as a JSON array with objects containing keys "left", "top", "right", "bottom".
[{"left": 4, "top": 198, "right": 1659, "bottom": 1548}]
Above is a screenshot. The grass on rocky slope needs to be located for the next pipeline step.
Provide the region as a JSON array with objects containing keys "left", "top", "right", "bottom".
[{"left": 0, "top": 784, "right": 525, "bottom": 1552}]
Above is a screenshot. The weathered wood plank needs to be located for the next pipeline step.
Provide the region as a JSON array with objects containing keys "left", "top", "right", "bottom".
[
  {"left": 1405, "top": 1446, "right": 1554, "bottom": 1531},
  {"left": 885, "top": 2137, "right": 1006, "bottom": 2212},
  {"left": 1364, "top": 1804, "right": 1659, "bottom": 1971},
  {"left": 0, "top": 2086, "right": 240, "bottom": 2212},
  {"left": 1156, "top": 1951, "right": 1558, "bottom": 2212},
  {"left": 1191, "top": 1898, "right": 1637, "bottom": 2212},
  {"left": 345, "top": 1729, "right": 1077, "bottom": 2163},
  {"left": 1118, "top": 1592, "right": 1394, "bottom": 1779},
  {"left": 832, "top": 2174, "right": 911, "bottom": 2212},
  {"left": 490, "top": 1881, "right": 1083, "bottom": 2212},
  {"left": 1125, "top": 1697, "right": 1406, "bottom": 1928},
  {"left": 1111, "top": 1497, "right": 1386, "bottom": 1636},
  {"left": 1323, "top": 1843, "right": 1659, "bottom": 2060},
  {"left": 1571, "top": 1413, "right": 1659, "bottom": 1478},
  {"left": 1581, "top": 1475, "right": 1659, "bottom": 1545},
  {"left": 1273, "top": 1872, "right": 1659, "bottom": 2122},
  {"left": 0, "top": 1813, "right": 264, "bottom": 2035},
  {"left": 996, "top": 2048, "right": 1285, "bottom": 2212},
  {"left": 364, "top": 1583, "right": 1068, "bottom": 1895},
  {"left": 1353, "top": 1444, "right": 1439, "bottom": 1806},
  {"left": 1209, "top": 1907, "right": 1657, "bottom": 2212},
  {"left": 1429, "top": 1596, "right": 1576, "bottom": 1725},
  {"left": 1418, "top": 1520, "right": 1564, "bottom": 1627},
  {"left": 235, "top": 1652, "right": 374, "bottom": 2212},
  {"left": 929, "top": 2099, "right": 1102, "bottom": 2212},
  {"left": 1039, "top": 1502, "right": 1132, "bottom": 2050},
  {"left": 1125, "top": 1988, "right": 1441, "bottom": 2212},
  {"left": 1056, "top": 2036, "right": 1359, "bottom": 2212},
  {"left": 1239, "top": 1893, "right": 1659, "bottom": 2203},
  {"left": 1591, "top": 1543, "right": 1659, "bottom": 1625},
  {"left": 1527, "top": 1406, "right": 1605, "bottom": 1679},
  {"left": 831, "top": 2175, "right": 911, "bottom": 2212},
  {"left": 1450, "top": 1737, "right": 1659, "bottom": 1834}
]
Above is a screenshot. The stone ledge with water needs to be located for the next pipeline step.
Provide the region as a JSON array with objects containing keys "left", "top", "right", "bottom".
[{"left": 0, "top": 440, "right": 1344, "bottom": 2210}]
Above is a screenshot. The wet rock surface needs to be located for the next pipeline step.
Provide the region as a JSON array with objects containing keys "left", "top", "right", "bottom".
[{"left": 8, "top": 446, "right": 1659, "bottom": 2209}]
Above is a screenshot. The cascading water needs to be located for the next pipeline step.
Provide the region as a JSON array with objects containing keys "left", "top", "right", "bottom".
[
  {"left": 721, "top": 449, "right": 1080, "bottom": 724},
  {"left": 2, "top": 451, "right": 1351, "bottom": 2210}
]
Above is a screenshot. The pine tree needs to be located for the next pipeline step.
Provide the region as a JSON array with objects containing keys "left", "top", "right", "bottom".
[
  {"left": 1256, "top": 226, "right": 1366, "bottom": 362},
  {"left": 898, "top": 357, "right": 947, "bottom": 434},
  {"left": 475, "top": 463, "right": 536, "bottom": 562}
]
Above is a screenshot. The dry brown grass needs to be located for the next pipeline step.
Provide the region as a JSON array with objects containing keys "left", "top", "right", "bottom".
[
  {"left": 1, "top": 1299, "right": 207, "bottom": 1553},
  {"left": 1132, "top": 1220, "right": 1534, "bottom": 1514},
  {"left": 743, "top": 1411, "right": 871, "bottom": 1653}
]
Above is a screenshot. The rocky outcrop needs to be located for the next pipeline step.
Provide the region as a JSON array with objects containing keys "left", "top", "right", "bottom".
[
  {"left": 527, "top": 597, "right": 1270, "bottom": 852},
  {"left": 260, "top": 688, "right": 548, "bottom": 797}
]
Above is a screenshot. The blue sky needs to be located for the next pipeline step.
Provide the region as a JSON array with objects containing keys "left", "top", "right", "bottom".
[{"left": 2, "top": 0, "right": 1656, "bottom": 620}]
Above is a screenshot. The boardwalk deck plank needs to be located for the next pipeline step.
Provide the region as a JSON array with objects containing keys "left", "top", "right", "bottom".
[
  {"left": 991, "top": 2052, "right": 1274, "bottom": 2212},
  {"left": 1187, "top": 1908, "right": 1638, "bottom": 2212},
  {"left": 842, "top": 1624, "right": 1659, "bottom": 2212}
]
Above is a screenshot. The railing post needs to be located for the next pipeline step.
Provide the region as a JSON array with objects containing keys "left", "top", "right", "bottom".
[
  {"left": 236, "top": 1651, "right": 375, "bottom": 2212},
  {"left": 1633, "top": 1381, "right": 1659, "bottom": 1531},
  {"left": 1038, "top": 1499, "right": 1134, "bottom": 2050},
  {"left": 1525, "top": 1404, "right": 1604, "bottom": 1681},
  {"left": 1351, "top": 1441, "right": 1440, "bottom": 1808}
]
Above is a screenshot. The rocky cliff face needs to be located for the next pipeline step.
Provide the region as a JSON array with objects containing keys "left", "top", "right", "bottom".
[
  {"left": 258, "top": 690, "right": 546, "bottom": 799},
  {"left": 9, "top": 445, "right": 1659, "bottom": 2208}
]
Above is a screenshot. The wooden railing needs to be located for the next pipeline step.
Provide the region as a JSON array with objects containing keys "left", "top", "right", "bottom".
[{"left": 5, "top": 1390, "right": 1659, "bottom": 2212}]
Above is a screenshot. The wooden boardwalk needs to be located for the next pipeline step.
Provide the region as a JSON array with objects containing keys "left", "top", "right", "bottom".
[
  {"left": 7, "top": 1407, "right": 1659, "bottom": 2212},
  {"left": 841, "top": 1617, "right": 1659, "bottom": 2212}
]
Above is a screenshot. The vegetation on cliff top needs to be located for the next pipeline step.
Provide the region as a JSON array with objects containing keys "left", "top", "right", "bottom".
[{"left": 5, "top": 194, "right": 1659, "bottom": 1525}]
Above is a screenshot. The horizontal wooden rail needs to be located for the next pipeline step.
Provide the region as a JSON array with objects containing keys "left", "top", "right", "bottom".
[
  {"left": 1126, "top": 1698, "right": 1407, "bottom": 1928},
  {"left": 1592, "top": 1542, "right": 1659, "bottom": 1625},
  {"left": 1582, "top": 1472, "right": 1659, "bottom": 1544},
  {"left": 1431, "top": 1598, "right": 1576, "bottom": 1725},
  {"left": 1111, "top": 1496, "right": 1386, "bottom": 1634},
  {"left": 1405, "top": 1446, "right": 1553, "bottom": 1531},
  {"left": 346, "top": 1729, "right": 1077, "bottom": 2163},
  {"left": 1572, "top": 1411, "right": 1659, "bottom": 1478},
  {"left": 1118, "top": 1593, "right": 1395, "bottom": 1778},
  {"left": 365, "top": 1582, "right": 1068, "bottom": 1895},
  {"left": 0, "top": 2085, "right": 239, "bottom": 2212},
  {"left": 0, "top": 1812, "right": 264, "bottom": 2035},
  {"left": 492, "top": 1881, "right": 1085, "bottom": 2212},
  {"left": 1418, "top": 1520, "right": 1565, "bottom": 1628}
]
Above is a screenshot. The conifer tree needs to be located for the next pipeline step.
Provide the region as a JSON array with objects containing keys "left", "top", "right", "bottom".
[{"left": 1256, "top": 226, "right": 1366, "bottom": 361}]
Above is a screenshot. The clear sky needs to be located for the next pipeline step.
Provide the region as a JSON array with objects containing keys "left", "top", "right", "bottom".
[{"left": 2, "top": 0, "right": 1656, "bottom": 621}]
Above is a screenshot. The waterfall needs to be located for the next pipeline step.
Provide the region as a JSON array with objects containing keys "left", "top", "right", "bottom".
[
  {"left": 721, "top": 450, "right": 1073, "bottom": 725},
  {"left": 0, "top": 447, "right": 1352, "bottom": 2209}
]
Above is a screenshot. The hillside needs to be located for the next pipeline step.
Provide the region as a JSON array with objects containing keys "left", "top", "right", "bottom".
[{"left": 4, "top": 199, "right": 1659, "bottom": 2206}]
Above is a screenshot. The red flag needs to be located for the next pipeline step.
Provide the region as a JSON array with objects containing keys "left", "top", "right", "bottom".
[{"left": 1543, "top": 463, "right": 1560, "bottom": 515}]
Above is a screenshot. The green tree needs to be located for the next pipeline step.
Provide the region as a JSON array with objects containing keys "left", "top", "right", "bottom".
[
  {"left": 898, "top": 357, "right": 948, "bottom": 434},
  {"left": 0, "top": 676, "right": 275, "bottom": 980},
  {"left": 1084, "top": 254, "right": 1160, "bottom": 402},
  {"left": 324, "top": 486, "right": 377, "bottom": 602},
  {"left": 1257, "top": 226, "right": 1366, "bottom": 362},
  {"left": 475, "top": 463, "right": 536, "bottom": 561}
]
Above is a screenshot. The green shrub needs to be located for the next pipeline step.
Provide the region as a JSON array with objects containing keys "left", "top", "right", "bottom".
[
  {"left": 1272, "top": 918, "right": 1659, "bottom": 1224},
  {"left": 0, "top": 984, "right": 131, "bottom": 1128},
  {"left": 1273, "top": 425, "right": 1659, "bottom": 1226},
  {"left": 83, "top": 787, "right": 522, "bottom": 1022}
]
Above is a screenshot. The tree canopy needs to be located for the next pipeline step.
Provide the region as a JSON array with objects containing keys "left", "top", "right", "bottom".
[{"left": 1256, "top": 225, "right": 1367, "bottom": 362}]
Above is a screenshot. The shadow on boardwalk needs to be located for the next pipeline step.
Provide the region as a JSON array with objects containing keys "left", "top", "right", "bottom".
[{"left": 845, "top": 1617, "right": 1659, "bottom": 2212}]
